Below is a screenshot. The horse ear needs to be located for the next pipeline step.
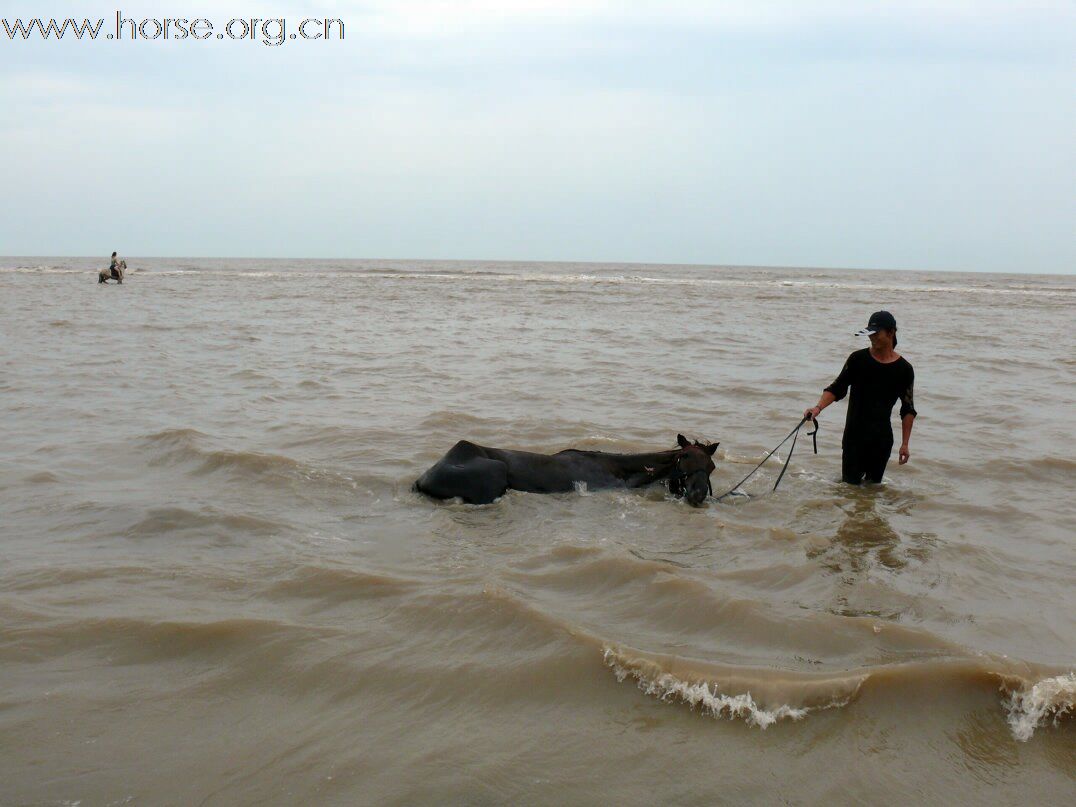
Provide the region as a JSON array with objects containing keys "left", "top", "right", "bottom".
[
  {"left": 677, "top": 434, "right": 689, "bottom": 448},
  {"left": 704, "top": 442, "right": 719, "bottom": 456}
]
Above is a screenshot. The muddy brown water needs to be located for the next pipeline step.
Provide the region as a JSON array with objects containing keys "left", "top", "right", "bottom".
[{"left": 1, "top": 258, "right": 1073, "bottom": 805}]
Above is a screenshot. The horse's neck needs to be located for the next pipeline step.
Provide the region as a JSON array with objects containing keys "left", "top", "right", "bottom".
[{"left": 612, "top": 450, "right": 677, "bottom": 477}]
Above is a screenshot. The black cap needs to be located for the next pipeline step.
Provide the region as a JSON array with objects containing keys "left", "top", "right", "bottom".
[{"left": 855, "top": 310, "right": 896, "bottom": 337}]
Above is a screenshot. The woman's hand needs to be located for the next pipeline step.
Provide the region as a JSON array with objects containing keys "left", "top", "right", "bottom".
[
  {"left": 803, "top": 406, "right": 821, "bottom": 421},
  {"left": 899, "top": 444, "right": 910, "bottom": 464}
]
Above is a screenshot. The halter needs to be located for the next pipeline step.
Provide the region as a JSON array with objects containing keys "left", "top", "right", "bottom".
[{"left": 668, "top": 452, "right": 713, "bottom": 498}]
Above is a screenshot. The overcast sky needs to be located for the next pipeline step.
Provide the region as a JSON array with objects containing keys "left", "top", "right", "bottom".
[{"left": 1, "top": 1, "right": 1073, "bottom": 272}]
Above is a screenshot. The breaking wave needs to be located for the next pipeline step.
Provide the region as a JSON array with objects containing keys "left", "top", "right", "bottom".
[
  {"left": 1004, "top": 673, "right": 1076, "bottom": 742},
  {"left": 603, "top": 644, "right": 1074, "bottom": 740},
  {"left": 602, "top": 645, "right": 863, "bottom": 728},
  {"left": 4, "top": 263, "right": 1073, "bottom": 299}
]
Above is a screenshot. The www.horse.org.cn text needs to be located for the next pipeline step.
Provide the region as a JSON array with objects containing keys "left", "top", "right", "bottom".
[{"left": 2, "top": 13, "right": 345, "bottom": 46}]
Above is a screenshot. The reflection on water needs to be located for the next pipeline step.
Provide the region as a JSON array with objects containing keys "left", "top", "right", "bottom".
[
  {"left": 832, "top": 491, "right": 904, "bottom": 571},
  {"left": 804, "top": 484, "right": 938, "bottom": 577}
]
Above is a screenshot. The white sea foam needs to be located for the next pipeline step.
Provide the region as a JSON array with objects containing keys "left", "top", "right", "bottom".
[
  {"left": 0, "top": 266, "right": 83, "bottom": 274},
  {"left": 3, "top": 265, "right": 1071, "bottom": 298},
  {"left": 603, "top": 647, "right": 837, "bottom": 729},
  {"left": 1004, "top": 673, "right": 1076, "bottom": 742}
]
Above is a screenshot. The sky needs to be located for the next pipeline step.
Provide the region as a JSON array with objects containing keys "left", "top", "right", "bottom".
[{"left": 1, "top": 1, "right": 1073, "bottom": 272}]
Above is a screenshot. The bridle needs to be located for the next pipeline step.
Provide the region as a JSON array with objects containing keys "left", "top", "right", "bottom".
[{"left": 668, "top": 451, "right": 713, "bottom": 499}]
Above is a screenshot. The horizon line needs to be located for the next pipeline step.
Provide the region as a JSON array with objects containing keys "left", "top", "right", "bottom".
[{"left": 2, "top": 254, "right": 1073, "bottom": 278}]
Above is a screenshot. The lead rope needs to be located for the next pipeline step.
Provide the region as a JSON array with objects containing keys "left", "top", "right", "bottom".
[{"left": 712, "top": 416, "right": 818, "bottom": 502}]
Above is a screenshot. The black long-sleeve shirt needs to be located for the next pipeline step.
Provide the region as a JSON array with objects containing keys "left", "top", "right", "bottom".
[{"left": 824, "top": 349, "right": 917, "bottom": 443}]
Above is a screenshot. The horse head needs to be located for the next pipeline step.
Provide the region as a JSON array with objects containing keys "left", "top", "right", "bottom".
[{"left": 669, "top": 433, "right": 719, "bottom": 506}]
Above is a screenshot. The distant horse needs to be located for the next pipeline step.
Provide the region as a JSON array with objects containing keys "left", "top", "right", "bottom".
[
  {"left": 98, "top": 260, "right": 126, "bottom": 284},
  {"left": 415, "top": 434, "right": 719, "bottom": 506}
]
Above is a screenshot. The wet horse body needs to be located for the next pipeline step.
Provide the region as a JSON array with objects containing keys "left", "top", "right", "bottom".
[
  {"left": 416, "top": 435, "right": 718, "bottom": 506},
  {"left": 98, "top": 260, "right": 126, "bottom": 284}
]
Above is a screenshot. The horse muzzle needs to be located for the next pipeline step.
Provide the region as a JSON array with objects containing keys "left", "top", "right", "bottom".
[
  {"left": 685, "top": 489, "right": 708, "bottom": 507},
  {"left": 683, "top": 477, "right": 710, "bottom": 507}
]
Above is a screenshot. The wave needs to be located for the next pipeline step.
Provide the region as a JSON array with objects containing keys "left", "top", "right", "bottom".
[
  {"left": 4, "top": 263, "right": 1072, "bottom": 298},
  {"left": 384, "top": 271, "right": 1071, "bottom": 299},
  {"left": 23, "top": 471, "right": 60, "bottom": 484},
  {"left": 265, "top": 565, "right": 419, "bottom": 602},
  {"left": 123, "top": 506, "right": 287, "bottom": 538},
  {"left": 1005, "top": 673, "right": 1076, "bottom": 742},
  {"left": 6, "top": 553, "right": 1071, "bottom": 742},
  {"left": 143, "top": 427, "right": 210, "bottom": 445},
  {"left": 140, "top": 428, "right": 373, "bottom": 491},
  {"left": 419, "top": 411, "right": 502, "bottom": 431},
  {"left": 612, "top": 666, "right": 809, "bottom": 729},
  {"left": 372, "top": 578, "right": 1067, "bottom": 740},
  {"left": 0, "top": 266, "right": 84, "bottom": 274},
  {"left": 494, "top": 549, "right": 1073, "bottom": 737},
  {"left": 507, "top": 549, "right": 969, "bottom": 663},
  {"left": 598, "top": 641, "right": 1076, "bottom": 744},
  {"left": 603, "top": 644, "right": 1074, "bottom": 739},
  {"left": 191, "top": 448, "right": 306, "bottom": 477},
  {"left": 0, "top": 613, "right": 326, "bottom": 665},
  {"left": 603, "top": 645, "right": 858, "bottom": 728},
  {"left": 987, "top": 456, "right": 1076, "bottom": 484}
]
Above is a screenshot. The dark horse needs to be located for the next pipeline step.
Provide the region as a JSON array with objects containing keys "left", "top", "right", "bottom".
[{"left": 415, "top": 434, "right": 719, "bottom": 506}]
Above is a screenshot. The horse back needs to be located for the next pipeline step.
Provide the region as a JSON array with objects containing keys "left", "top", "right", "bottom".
[
  {"left": 415, "top": 441, "right": 670, "bottom": 504},
  {"left": 483, "top": 446, "right": 620, "bottom": 493}
]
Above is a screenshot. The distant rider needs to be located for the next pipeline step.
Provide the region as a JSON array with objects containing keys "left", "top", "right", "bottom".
[
  {"left": 804, "top": 311, "right": 917, "bottom": 484},
  {"left": 109, "top": 251, "right": 120, "bottom": 279}
]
